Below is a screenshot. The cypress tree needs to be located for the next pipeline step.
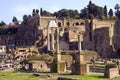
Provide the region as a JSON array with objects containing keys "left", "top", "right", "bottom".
[
  {"left": 104, "top": 5, "right": 108, "bottom": 17},
  {"left": 108, "top": 9, "right": 113, "bottom": 17}
]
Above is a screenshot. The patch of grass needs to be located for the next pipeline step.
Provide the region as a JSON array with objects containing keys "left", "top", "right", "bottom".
[
  {"left": 0, "top": 71, "right": 39, "bottom": 80},
  {"left": 0, "top": 71, "right": 117, "bottom": 80},
  {"left": 60, "top": 74, "right": 110, "bottom": 80}
]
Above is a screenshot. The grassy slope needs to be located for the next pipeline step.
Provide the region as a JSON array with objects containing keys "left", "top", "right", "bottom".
[
  {"left": 59, "top": 74, "right": 110, "bottom": 80},
  {"left": 0, "top": 71, "right": 117, "bottom": 80},
  {"left": 0, "top": 71, "right": 39, "bottom": 80}
]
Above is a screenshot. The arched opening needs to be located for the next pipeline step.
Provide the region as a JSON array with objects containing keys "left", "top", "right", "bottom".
[
  {"left": 58, "top": 22, "right": 61, "bottom": 27},
  {"left": 66, "top": 22, "right": 70, "bottom": 26},
  {"left": 76, "top": 22, "right": 79, "bottom": 26},
  {"left": 73, "top": 23, "right": 75, "bottom": 26},
  {"left": 80, "top": 22, "right": 85, "bottom": 25},
  {"left": 40, "top": 65, "right": 43, "bottom": 68}
]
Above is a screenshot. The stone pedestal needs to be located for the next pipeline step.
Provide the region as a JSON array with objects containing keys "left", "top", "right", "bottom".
[
  {"left": 51, "top": 50, "right": 65, "bottom": 73},
  {"left": 72, "top": 63, "right": 89, "bottom": 75},
  {"left": 104, "top": 64, "right": 119, "bottom": 78},
  {"left": 59, "top": 62, "right": 66, "bottom": 73},
  {"left": 51, "top": 60, "right": 66, "bottom": 73},
  {"left": 72, "top": 54, "right": 89, "bottom": 75}
]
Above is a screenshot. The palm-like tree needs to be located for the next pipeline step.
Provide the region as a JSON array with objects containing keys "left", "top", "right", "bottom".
[{"left": 115, "top": 4, "right": 120, "bottom": 12}]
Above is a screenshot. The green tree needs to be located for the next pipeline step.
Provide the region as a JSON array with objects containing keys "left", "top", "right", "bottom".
[
  {"left": 23, "top": 15, "right": 28, "bottom": 21},
  {"left": 80, "top": 7, "right": 89, "bottom": 19},
  {"left": 28, "top": 15, "right": 32, "bottom": 19},
  {"left": 80, "top": 1, "right": 104, "bottom": 19},
  {"left": 87, "top": 1, "right": 94, "bottom": 15},
  {"left": 36, "top": 9, "right": 39, "bottom": 15},
  {"left": 40, "top": 8, "right": 43, "bottom": 16},
  {"left": 74, "top": 10, "right": 79, "bottom": 18},
  {"left": 103, "top": 5, "right": 108, "bottom": 17},
  {"left": 115, "top": 4, "right": 120, "bottom": 19},
  {"left": 0, "top": 21, "right": 6, "bottom": 26},
  {"left": 98, "top": 7, "right": 104, "bottom": 19},
  {"left": 32, "top": 9, "right": 36, "bottom": 16},
  {"left": 108, "top": 9, "right": 113, "bottom": 17},
  {"left": 53, "top": 9, "right": 79, "bottom": 19},
  {"left": 58, "top": 9, "right": 69, "bottom": 18},
  {"left": 69, "top": 9, "right": 79, "bottom": 18},
  {"left": 115, "top": 4, "right": 120, "bottom": 12},
  {"left": 42, "top": 10, "right": 51, "bottom": 16},
  {"left": 12, "top": 16, "right": 18, "bottom": 23}
]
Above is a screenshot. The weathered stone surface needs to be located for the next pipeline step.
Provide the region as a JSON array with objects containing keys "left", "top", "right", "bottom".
[
  {"left": 57, "top": 77, "right": 79, "bottom": 80},
  {"left": 0, "top": 16, "right": 120, "bottom": 58},
  {"left": 72, "top": 62, "right": 89, "bottom": 75},
  {"left": 104, "top": 64, "right": 119, "bottom": 78},
  {"left": 83, "top": 19, "right": 116, "bottom": 58},
  {"left": 59, "top": 62, "right": 66, "bottom": 73}
]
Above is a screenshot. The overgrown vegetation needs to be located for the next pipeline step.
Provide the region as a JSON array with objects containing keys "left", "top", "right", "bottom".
[
  {"left": 0, "top": 27, "right": 18, "bottom": 35},
  {"left": 27, "top": 54, "right": 54, "bottom": 64},
  {"left": 0, "top": 71, "right": 39, "bottom": 80},
  {"left": 60, "top": 74, "right": 110, "bottom": 80},
  {"left": 0, "top": 71, "right": 112, "bottom": 80}
]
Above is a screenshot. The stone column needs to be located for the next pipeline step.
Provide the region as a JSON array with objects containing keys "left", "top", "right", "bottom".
[
  {"left": 56, "top": 27, "right": 61, "bottom": 62},
  {"left": 56, "top": 28, "right": 59, "bottom": 54},
  {"left": 47, "top": 27, "right": 50, "bottom": 51},
  {"left": 51, "top": 28, "right": 55, "bottom": 50},
  {"left": 56, "top": 27, "right": 62, "bottom": 73},
  {"left": 78, "top": 34, "right": 81, "bottom": 53},
  {"left": 78, "top": 33, "right": 84, "bottom": 63}
]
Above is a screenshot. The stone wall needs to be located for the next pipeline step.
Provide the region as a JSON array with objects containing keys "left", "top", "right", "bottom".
[
  {"left": 59, "top": 62, "right": 66, "bottom": 73},
  {"left": 0, "top": 15, "right": 120, "bottom": 58},
  {"left": 113, "top": 20, "right": 120, "bottom": 51},
  {"left": 0, "top": 35, "right": 15, "bottom": 46},
  {"left": 94, "top": 27, "right": 112, "bottom": 57},
  {"left": 30, "top": 61, "right": 48, "bottom": 72},
  {"left": 83, "top": 19, "right": 116, "bottom": 58}
]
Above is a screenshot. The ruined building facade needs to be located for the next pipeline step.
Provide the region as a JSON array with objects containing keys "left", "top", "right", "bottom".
[
  {"left": 0, "top": 15, "right": 120, "bottom": 57},
  {"left": 83, "top": 20, "right": 115, "bottom": 57}
]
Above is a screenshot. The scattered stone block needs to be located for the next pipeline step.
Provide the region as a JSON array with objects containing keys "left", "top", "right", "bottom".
[
  {"left": 33, "top": 73, "right": 40, "bottom": 77},
  {"left": 59, "top": 62, "right": 66, "bottom": 73},
  {"left": 72, "top": 62, "right": 89, "bottom": 75},
  {"left": 57, "top": 77, "right": 79, "bottom": 80},
  {"left": 104, "top": 64, "right": 119, "bottom": 78}
]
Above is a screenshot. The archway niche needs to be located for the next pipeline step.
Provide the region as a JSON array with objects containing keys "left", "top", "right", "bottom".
[
  {"left": 66, "top": 22, "right": 70, "bottom": 27},
  {"left": 76, "top": 22, "right": 79, "bottom": 26},
  {"left": 58, "top": 22, "right": 62, "bottom": 27}
]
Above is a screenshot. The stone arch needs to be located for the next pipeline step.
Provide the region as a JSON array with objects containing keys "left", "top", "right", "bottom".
[
  {"left": 66, "top": 22, "right": 70, "bottom": 26},
  {"left": 73, "top": 23, "right": 75, "bottom": 26},
  {"left": 80, "top": 22, "right": 85, "bottom": 25},
  {"left": 40, "top": 64, "right": 43, "bottom": 68},
  {"left": 58, "top": 22, "right": 62, "bottom": 27},
  {"left": 76, "top": 22, "right": 79, "bottom": 26}
]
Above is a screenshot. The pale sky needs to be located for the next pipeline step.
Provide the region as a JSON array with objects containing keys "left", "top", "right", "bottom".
[{"left": 0, "top": 0, "right": 119, "bottom": 24}]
